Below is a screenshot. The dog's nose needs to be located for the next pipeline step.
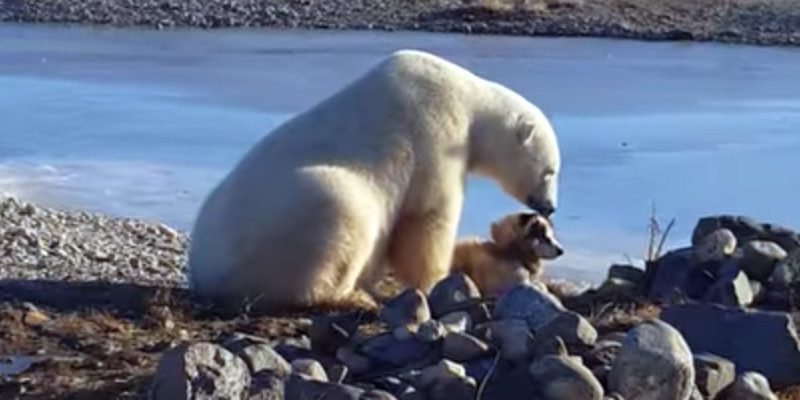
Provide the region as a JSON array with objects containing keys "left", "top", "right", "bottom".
[{"left": 555, "top": 247, "right": 564, "bottom": 257}]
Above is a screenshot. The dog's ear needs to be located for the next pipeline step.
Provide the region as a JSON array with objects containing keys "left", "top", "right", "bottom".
[
  {"left": 517, "top": 212, "right": 535, "bottom": 228},
  {"left": 491, "top": 220, "right": 517, "bottom": 248}
]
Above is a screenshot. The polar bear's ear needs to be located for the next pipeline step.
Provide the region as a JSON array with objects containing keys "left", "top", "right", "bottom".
[{"left": 516, "top": 120, "right": 536, "bottom": 146}]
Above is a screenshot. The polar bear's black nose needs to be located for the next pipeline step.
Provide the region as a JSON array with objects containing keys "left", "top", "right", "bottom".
[{"left": 526, "top": 196, "right": 555, "bottom": 217}]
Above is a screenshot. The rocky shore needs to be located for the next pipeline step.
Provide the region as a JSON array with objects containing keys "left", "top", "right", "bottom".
[
  {"left": 2, "top": 0, "right": 800, "bottom": 46},
  {"left": 3, "top": 196, "right": 800, "bottom": 399}
]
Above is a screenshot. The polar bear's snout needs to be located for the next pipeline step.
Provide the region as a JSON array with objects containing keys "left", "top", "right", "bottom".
[{"left": 526, "top": 195, "right": 555, "bottom": 217}]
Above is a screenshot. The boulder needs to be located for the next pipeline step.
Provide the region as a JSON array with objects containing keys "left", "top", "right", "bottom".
[
  {"left": 716, "top": 372, "right": 778, "bottom": 400},
  {"left": 692, "top": 215, "right": 800, "bottom": 252},
  {"left": 648, "top": 248, "right": 716, "bottom": 301},
  {"left": 769, "top": 248, "right": 800, "bottom": 287},
  {"left": 693, "top": 228, "right": 737, "bottom": 263},
  {"left": 291, "top": 358, "right": 329, "bottom": 382},
  {"left": 151, "top": 342, "right": 251, "bottom": 400},
  {"left": 493, "top": 283, "right": 565, "bottom": 331},
  {"left": 416, "top": 319, "right": 447, "bottom": 342},
  {"left": 693, "top": 353, "right": 735, "bottom": 399},
  {"left": 478, "top": 319, "right": 532, "bottom": 362},
  {"left": 285, "top": 375, "right": 363, "bottom": 400},
  {"left": 442, "top": 332, "right": 491, "bottom": 362},
  {"left": 662, "top": 303, "right": 800, "bottom": 388},
  {"left": 439, "top": 311, "right": 471, "bottom": 333},
  {"left": 529, "top": 355, "right": 604, "bottom": 400},
  {"left": 741, "top": 240, "right": 786, "bottom": 281},
  {"left": 608, "top": 264, "right": 646, "bottom": 286},
  {"left": 534, "top": 311, "right": 597, "bottom": 351},
  {"left": 427, "top": 273, "right": 481, "bottom": 317},
  {"left": 249, "top": 370, "right": 286, "bottom": 400},
  {"left": 608, "top": 320, "right": 695, "bottom": 400},
  {"left": 310, "top": 313, "right": 361, "bottom": 355},
  {"left": 359, "top": 333, "right": 434, "bottom": 367},
  {"left": 704, "top": 265, "right": 753, "bottom": 307},
  {"left": 380, "top": 288, "right": 431, "bottom": 330}
]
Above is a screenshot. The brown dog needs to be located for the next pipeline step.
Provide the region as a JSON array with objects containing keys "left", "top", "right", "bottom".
[{"left": 451, "top": 212, "right": 563, "bottom": 297}]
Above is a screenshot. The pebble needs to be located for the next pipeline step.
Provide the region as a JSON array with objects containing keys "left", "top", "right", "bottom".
[
  {"left": 442, "top": 332, "right": 491, "bottom": 362},
  {"left": 529, "top": 355, "right": 604, "bottom": 400},
  {"left": 427, "top": 273, "right": 481, "bottom": 317},
  {"left": 493, "top": 283, "right": 564, "bottom": 331},
  {"left": 380, "top": 288, "right": 430, "bottom": 330},
  {"left": 716, "top": 372, "right": 778, "bottom": 400},
  {"left": 291, "top": 358, "right": 329, "bottom": 382}
]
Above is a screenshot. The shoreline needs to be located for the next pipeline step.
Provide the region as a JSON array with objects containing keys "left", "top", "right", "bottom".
[{"left": 2, "top": 0, "right": 800, "bottom": 47}]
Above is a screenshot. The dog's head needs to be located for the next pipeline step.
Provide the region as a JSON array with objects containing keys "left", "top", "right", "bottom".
[{"left": 490, "top": 212, "right": 564, "bottom": 259}]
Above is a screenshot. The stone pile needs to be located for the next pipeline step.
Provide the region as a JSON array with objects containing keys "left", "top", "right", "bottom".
[{"left": 151, "top": 268, "right": 791, "bottom": 399}]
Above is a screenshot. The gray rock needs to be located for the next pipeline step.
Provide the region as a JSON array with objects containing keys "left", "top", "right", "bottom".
[
  {"left": 151, "top": 342, "right": 251, "bottom": 400},
  {"left": 608, "top": 320, "right": 695, "bottom": 400},
  {"left": 608, "top": 264, "right": 645, "bottom": 286},
  {"left": 716, "top": 372, "right": 778, "bottom": 400},
  {"left": 427, "top": 374, "right": 477, "bottom": 400},
  {"left": 428, "top": 273, "right": 481, "bottom": 317},
  {"left": 359, "top": 333, "right": 433, "bottom": 367},
  {"left": 768, "top": 248, "right": 800, "bottom": 287},
  {"left": 285, "top": 375, "right": 363, "bottom": 400},
  {"left": 443, "top": 332, "right": 491, "bottom": 362},
  {"left": 750, "top": 279, "right": 765, "bottom": 303},
  {"left": 493, "top": 283, "right": 565, "bottom": 331},
  {"left": 361, "top": 389, "right": 398, "bottom": 400},
  {"left": 741, "top": 240, "right": 786, "bottom": 281},
  {"left": 693, "top": 353, "right": 735, "bottom": 399},
  {"left": 662, "top": 303, "right": 800, "bottom": 387},
  {"left": 417, "top": 359, "right": 467, "bottom": 389},
  {"left": 291, "top": 358, "right": 329, "bottom": 382},
  {"left": 535, "top": 311, "right": 598, "bottom": 351},
  {"left": 335, "top": 346, "right": 372, "bottom": 376},
  {"left": 380, "top": 288, "right": 431, "bottom": 330},
  {"left": 236, "top": 343, "right": 291, "bottom": 377},
  {"left": 479, "top": 319, "right": 532, "bottom": 362},
  {"left": 310, "top": 313, "right": 360, "bottom": 355},
  {"left": 648, "top": 248, "right": 714, "bottom": 301},
  {"left": 416, "top": 319, "right": 446, "bottom": 342},
  {"left": 704, "top": 265, "right": 753, "bottom": 307},
  {"left": 585, "top": 339, "right": 622, "bottom": 368},
  {"left": 693, "top": 228, "right": 737, "bottom": 263},
  {"left": 530, "top": 335, "right": 568, "bottom": 359},
  {"left": 439, "top": 311, "right": 471, "bottom": 333},
  {"left": 529, "top": 355, "right": 604, "bottom": 400},
  {"left": 249, "top": 370, "right": 285, "bottom": 400},
  {"left": 328, "top": 364, "right": 348, "bottom": 384},
  {"left": 692, "top": 215, "right": 800, "bottom": 253}
]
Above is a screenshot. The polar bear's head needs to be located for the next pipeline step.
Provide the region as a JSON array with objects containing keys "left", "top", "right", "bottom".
[{"left": 474, "top": 103, "right": 561, "bottom": 216}]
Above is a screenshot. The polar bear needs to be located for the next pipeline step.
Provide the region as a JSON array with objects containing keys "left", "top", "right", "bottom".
[{"left": 188, "top": 49, "right": 560, "bottom": 309}]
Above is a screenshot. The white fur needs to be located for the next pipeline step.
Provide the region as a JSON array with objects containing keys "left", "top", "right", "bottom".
[{"left": 188, "top": 50, "right": 561, "bottom": 308}]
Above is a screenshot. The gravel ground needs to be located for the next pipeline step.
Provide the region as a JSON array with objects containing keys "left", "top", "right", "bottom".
[
  {"left": 1, "top": 0, "right": 800, "bottom": 46},
  {"left": 0, "top": 197, "right": 187, "bottom": 287}
]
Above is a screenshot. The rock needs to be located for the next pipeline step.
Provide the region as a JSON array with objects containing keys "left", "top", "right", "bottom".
[
  {"left": 292, "top": 358, "right": 329, "bottom": 382},
  {"left": 716, "top": 372, "right": 778, "bottom": 400},
  {"left": 285, "top": 375, "right": 364, "bottom": 400},
  {"left": 151, "top": 342, "right": 251, "bottom": 400},
  {"left": 648, "top": 248, "right": 714, "bottom": 301},
  {"left": 328, "top": 364, "right": 348, "bottom": 384},
  {"left": 235, "top": 343, "right": 292, "bottom": 377},
  {"left": 608, "top": 264, "right": 645, "bottom": 286},
  {"left": 692, "top": 216, "right": 765, "bottom": 247},
  {"left": 529, "top": 355, "right": 604, "bottom": 400},
  {"left": 531, "top": 335, "right": 568, "bottom": 359},
  {"left": 361, "top": 389, "right": 398, "bottom": 399},
  {"left": 692, "top": 215, "right": 800, "bottom": 253},
  {"left": 493, "top": 283, "right": 565, "bottom": 331},
  {"left": 442, "top": 332, "right": 491, "bottom": 362},
  {"left": 372, "top": 377, "right": 418, "bottom": 399},
  {"left": 310, "top": 313, "right": 361, "bottom": 355},
  {"left": 428, "top": 273, "right": 481, "bottom": 317},
  {"left": 662, "top": 303, "right": 800, "bottom": 387},
  {"left": 359, "top": 333, "right": 434, "bottom": 367},
  {"left": 534, "top": 311, "right": 597, "bottom": 351},
  {"left": 416, "top": 319, "right": 446, "bottom": 342},
  {"left": 693, "top": 228, "right": 737, "bottom": 263},
  {"left": 417, "top": 359, "right": 467, "bottom": 389},
  {"left": 380, "top": 288, "right": 431, "bottom": 330},
  {"left": 336, "top": 346, "right": 372, "bottom": 376},
  {"left": 741, "top": 240, "right": 786, "bottom": 281},
  {"left": 693, "top": 353, "right": 735, "bottom": 399},
  {"left": 249, "top": 370, "right": 286, "bottom": 400},
  {"left": 704, "top": 265, "right": 753, "bottom": 307},
  {"left": 585, "top": 339, "right": 622, "bottom": 368},
  {"left": 608, "top": 320, "right": 695, "bottom": 400},
  {"left": 427, "top": 375, "right": 477, "bottom": 400},
  {"left": 465, "top": 357, "right": 496, "bottom": 382},
  {"left": 750, "top": 279, "right": 765, "bottom": 303},
  {"left": 479, "top": 319, "right": 532, "bottom": 362},
  {"left": 439, "top": 311, "right": 471, "bottom": 333},
  {"left": 768, "top": 248, "right": 800, "bottom": 287}
]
